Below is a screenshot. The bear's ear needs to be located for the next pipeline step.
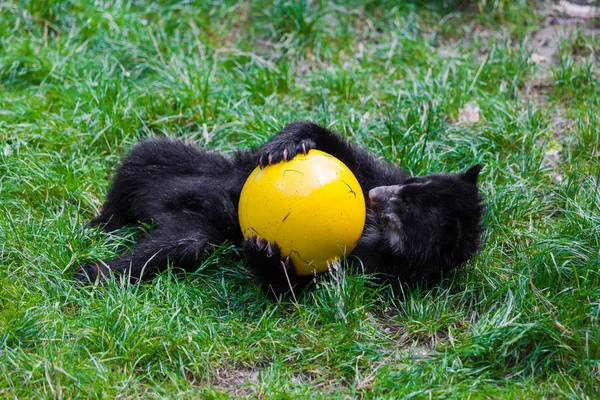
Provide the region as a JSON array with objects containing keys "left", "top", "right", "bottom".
[{"left": 463, "top": 164, "right": 482, "bottom": 184}]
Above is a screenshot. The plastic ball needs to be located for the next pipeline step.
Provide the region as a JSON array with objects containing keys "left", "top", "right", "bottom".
[{"left": 238, "top": 149, "right": 366, "bottom": 276}]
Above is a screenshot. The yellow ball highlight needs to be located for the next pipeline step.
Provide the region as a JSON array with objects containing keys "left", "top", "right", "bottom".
[{"left": 238, "top": 150, "right": 366, "bottom": 276}]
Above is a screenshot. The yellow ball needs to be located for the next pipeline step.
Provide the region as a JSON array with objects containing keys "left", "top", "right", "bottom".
[{"left": 238, "top": 150, "right": 366, "bottom": 276}]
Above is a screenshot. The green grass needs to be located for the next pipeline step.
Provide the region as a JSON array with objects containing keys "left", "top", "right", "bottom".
[{"left": 1, "top": 0, "right": 599, "bottom": 398}]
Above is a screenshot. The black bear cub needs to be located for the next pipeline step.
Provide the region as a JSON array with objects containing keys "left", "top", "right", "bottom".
[{"left": 75, "top": 122, "right": 484, "bottom": 296}]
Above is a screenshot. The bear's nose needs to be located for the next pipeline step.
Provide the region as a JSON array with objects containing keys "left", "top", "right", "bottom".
[{"left": 368, "top": 185, "right": 401, "bottom": 204}]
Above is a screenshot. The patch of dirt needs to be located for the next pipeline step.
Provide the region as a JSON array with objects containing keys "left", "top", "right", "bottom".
[
  {"left": 529, "top": 4, "right": 599, "bottom": 79},
  {"left": 434, "top": 2, "right": 597, "bottom": 182},
  {"left": 201, "top": 366, "right": 350, "bottom": 397},
  {"left": 530, "top": 23, "right": 577, "bottom": 77},
  {"left": 185, "top": 367, "right": 259, "bottom": 397},
  {"left": 530, "top": 1, "right": 599, "bottom": 75},
  {"left": 210, "top": 367, "right": 259, "bottom": 397},
  {"left": 527, "top": 1, "right": 599, "bottom": 182}
]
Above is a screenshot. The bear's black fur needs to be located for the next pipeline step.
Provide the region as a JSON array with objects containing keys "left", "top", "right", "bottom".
[{"left": 75, "top": 122, "right": 484, "bottom": 296}]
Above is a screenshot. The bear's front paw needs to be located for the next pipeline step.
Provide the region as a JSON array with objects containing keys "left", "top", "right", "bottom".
[
  {"left": 242, "top": 235, "right": 300, "bottom": 295},
  {"left": 257, "top": 138, "right": 316, "bottom": 168},
  {"left": 242, "top": 235, "right": 282, "bottom": 270}
]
